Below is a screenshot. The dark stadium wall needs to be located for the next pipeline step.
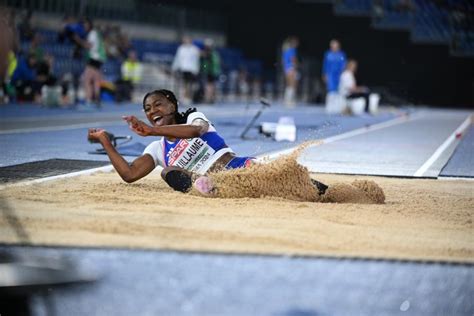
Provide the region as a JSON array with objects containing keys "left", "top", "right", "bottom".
[{"left": 171, "top": 0, "right": 473, "bottom": 107}]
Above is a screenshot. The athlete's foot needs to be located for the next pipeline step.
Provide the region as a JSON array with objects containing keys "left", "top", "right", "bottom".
[
  {"left": 311, "top": 179, "right": 328, "bottom": 195},
  {"left": 194, "top": 176, "right": 215, "bottom": 196}
]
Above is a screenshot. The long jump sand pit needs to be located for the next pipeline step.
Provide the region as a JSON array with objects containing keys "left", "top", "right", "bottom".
[{"left": 0, "top": 154, "right": 473, "bottom": 263}]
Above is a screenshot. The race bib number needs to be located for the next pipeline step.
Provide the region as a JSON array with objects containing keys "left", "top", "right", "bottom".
[{"left": 167, "top": 138, "right": 215, "bottom": 172}]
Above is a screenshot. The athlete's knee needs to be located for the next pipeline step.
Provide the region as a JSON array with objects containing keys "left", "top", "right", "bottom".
[{"left": 162, "top": 167, "right": 194, "bottom": 193}]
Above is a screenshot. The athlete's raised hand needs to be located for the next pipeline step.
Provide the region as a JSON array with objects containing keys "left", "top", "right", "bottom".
[
  {"left": 123, "top": 115, "right": 153, "bottom": 137},
  {"left": 88, "top": 128, "right": 109, "bottom": 143}
]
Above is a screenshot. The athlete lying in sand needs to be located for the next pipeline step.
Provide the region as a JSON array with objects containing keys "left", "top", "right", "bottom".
[{"left": 88, "top": 89, "right": 328, "bottom": 196}]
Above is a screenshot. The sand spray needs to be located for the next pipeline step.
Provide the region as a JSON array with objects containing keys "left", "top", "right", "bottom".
[{"left": 191, "top": 141, "right": 385, "bottom": 204}]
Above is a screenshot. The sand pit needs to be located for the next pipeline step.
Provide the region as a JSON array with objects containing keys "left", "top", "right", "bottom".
[{"left": 1, "top": 157, "right": 472, "bottom": 263}]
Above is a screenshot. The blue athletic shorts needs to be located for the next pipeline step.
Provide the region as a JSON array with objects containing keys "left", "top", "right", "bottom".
[{"left": 225, "top": 156, "right": 255, "bottom": 170}]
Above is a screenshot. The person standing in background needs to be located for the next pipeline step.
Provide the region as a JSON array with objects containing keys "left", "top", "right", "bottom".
[
  {"left": 0, "top": 7, "right": 18, "bottom": 104},
  {"left": 80, "top": 18, "right": 106, "bottom": 108},
  {"left": 200, "top": 38, "right": 221, "bottom": 104},
  {"left": 172, "top": 36, "right": 200, "bottom": 105},
  {"left": 322, "top": 39, "right": 346, "bottom": 95},
  {"left": 281, "top": 36, "right": 299, "bottom": 107},
  {"left": 58, "top": 15, "right": 87, "bottom": 60}
]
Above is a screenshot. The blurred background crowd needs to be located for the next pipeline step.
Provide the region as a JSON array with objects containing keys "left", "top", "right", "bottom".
[{"left": 0, "top": 0, "right": 472, "bottom": 109}]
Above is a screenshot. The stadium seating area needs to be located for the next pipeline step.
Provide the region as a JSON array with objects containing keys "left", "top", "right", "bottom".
[
  {"left": 334, "top": 0, "right": 473, "bottom": 57},
  {"left": 334, "top": 0, "right": 373, "bottom": 16}
]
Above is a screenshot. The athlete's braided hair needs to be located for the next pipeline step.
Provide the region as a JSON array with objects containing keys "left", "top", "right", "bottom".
[{"left": 142, "top": 89, "right": 196, "bottom": 124}]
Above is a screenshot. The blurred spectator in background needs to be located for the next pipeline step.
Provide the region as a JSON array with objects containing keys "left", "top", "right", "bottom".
[
  {"left": 58, "top": 15, "right": 86, "bottom": 59},
  {"left": 237, "top": 66, "right": 250, "bottom": 101},
  {"left": 450, "top": 4, "right": 472, "bottom": 33},
  {"left": 11, "top": 53, "right": 41, "bottom": 102},
  {"left": 281, "top": 35, "right": 299, "bottom": 107},
  {"left": 103, "top": 24, "right": 130, "bottom": 60},
  {"left": 339, "top": 59, "right": 371, "bottom": 113},
  {"left": 322, "top": 39, "right": 346, "bottom": 95},
  {"left": 28, "top": 33, "right": 45, "bottom": 61},
  {"left": 80, "top": 18, "right": 107, "bottom": 107},
  {"left": 4, "top": 51, "right": 18, "bottom": 102},
  {"left": 17, "top": 9, "right": 35, "bottom": 42},
  {"left": 172, "top": 35, "right": 200, "bottom": 104},
  {"left": 27, "top": 33, "right": 53, "bottom": 87},
  {"left": 11, "top": 50, "right": 61, "bottom": 106},
  {"left": 200, "top": 38, "right": 221, "bottom": 104},
  {"left": 116, "top": 50, "right": 143, "bottom": 102},
  {"left": 0, "top": 7, "right": 19, "bottom": 104},
  {"left": 117, "top": 28, "right": 131, "bottom": 59},
  {"left": 372, "top": 0, "right": 385, "bottom": 22},
  {"left": 57, "top": 15, "right": 87, "bottom": 104}
]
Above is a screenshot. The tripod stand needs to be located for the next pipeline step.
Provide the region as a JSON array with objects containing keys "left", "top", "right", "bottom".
[{"left": 240, "top": 98, "right": 271, "bottom": 140}]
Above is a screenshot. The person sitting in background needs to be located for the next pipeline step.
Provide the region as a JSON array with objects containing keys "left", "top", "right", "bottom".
[
  {"left": 27, "top": 31, "right": 70, "bottom": 107},
  {"left": 116, "top": 50, "right": 142, "bottom": 102},
  {"left": 26, "top": 33, "right": 55, "bottom": 85},
  {"left": 11, "top": 52, "right": 40, "bottom": 102},
  {"left": 339, "top": 59, "right": 371, "bottom": 113},
  {"left": 12, "top": 51, "right": 65, "bottom": 106},
  {"left": 172, "top": 36, "right": 200, "bottom": 105}
]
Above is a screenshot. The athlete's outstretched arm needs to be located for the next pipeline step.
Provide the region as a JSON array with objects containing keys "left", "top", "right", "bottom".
[
  {"left": 88, "top": 128, "right": 155, "bottom": 183},
  {"left": 122, "top": 116, "right": 209, "bottom": 139}
]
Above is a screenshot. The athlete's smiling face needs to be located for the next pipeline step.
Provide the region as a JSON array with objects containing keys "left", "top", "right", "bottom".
[{"left": 143, "top": 93, "right": 176, "bottom": 126}]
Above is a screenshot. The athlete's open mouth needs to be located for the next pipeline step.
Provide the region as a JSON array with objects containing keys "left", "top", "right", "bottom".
[{"left": 152, "top": 115, "right": 163, "bottom": 124}]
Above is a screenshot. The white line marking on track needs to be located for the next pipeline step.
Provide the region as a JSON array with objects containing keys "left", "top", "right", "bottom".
[
  {"left": 413, "top": 115, "right": 472, "bottom": 177},
  {"left": 257, "top": 111, "right": 423, "bottom": 161},
  {"left": 437, "top": 176, "right": 474, "bottom": 181}
]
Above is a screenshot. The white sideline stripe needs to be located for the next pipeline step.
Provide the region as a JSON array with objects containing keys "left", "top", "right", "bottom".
[
  {"left": 0, "top": 165, "right": 114, "bottom": 190},
  {"left": 257, "top": 112, "right": 421, "bottom": 161},
  {"left": 414, "top": 115, "right": 472, "bottom": 177},
  {"left": 438, "top": 176, "right": 474, "bottom": 181},
  {"left": 0, "top": 121, "right": 124, "bottom": 135}
]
